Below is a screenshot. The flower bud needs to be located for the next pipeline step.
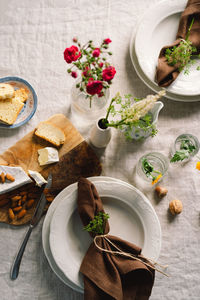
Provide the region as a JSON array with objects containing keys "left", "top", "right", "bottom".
[
  {"left": 71, "top": 71, "right": 77, "bottom": 78},
  {"left": 92, "top": 48, "right": 101, "bottom": 58},
  {"left": 103, "top": 38, "right": 112, "bottom": 44}
]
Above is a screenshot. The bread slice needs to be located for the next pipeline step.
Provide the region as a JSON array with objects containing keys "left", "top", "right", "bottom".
[
  {"left": 14, "top": 88, "right": 28, "bottom": 103},
  {"left": 0, "top": 83, "right": 14, "bottom": 100},
  {"left": 35, "top": 122, "right": 65, "bottom": 146},
  {"left": 0, "top": 98, "right": 24, "bottom": 125}
]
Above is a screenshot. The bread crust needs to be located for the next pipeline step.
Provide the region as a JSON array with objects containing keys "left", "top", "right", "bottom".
[{"left": 34, "top": 122, "right": 65, "bottom": 146}]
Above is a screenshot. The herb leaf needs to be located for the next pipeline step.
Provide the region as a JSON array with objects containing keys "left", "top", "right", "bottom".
[
  {"left": 170, "top": 139, "right": 196, "bottom": 162},
  {"left": 165, "top": 18, "right": 200, "bottom": 74},
  {"left": 83, "top": 211, "right": 110, "bottom": 235},
  {"left": 141, "top": 158, "right": 162, "bottom": 183}
]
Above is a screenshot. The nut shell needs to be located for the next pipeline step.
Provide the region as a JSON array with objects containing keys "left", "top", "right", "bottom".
[
  {"left": 169, "top": 199, "right": 183, "bottom": 215},
  {"left": 6, "top": 173, "right": 15, "bottom": 182},
  {"left": 155, "top": 186, "right": 168, "bottom": 198}
]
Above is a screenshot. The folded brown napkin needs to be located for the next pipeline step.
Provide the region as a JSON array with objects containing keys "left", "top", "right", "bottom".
[
  {"left": 78, "top": 178, "right": 155, "bottom": 300},
  {"left": 156, "top": 0, "right": 200, "bottom": 87}
]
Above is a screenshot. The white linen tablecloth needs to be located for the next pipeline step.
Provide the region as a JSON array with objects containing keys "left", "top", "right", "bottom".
[{"left": 1, "top": 0, "right": 200, "bottom": 299}]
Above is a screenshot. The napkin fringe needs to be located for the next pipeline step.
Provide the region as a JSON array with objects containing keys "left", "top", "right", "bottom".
[{"left": 94, "top": 235, "right": 169, "bottom": 277}]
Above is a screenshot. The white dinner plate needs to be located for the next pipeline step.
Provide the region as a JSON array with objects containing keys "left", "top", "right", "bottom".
[
  {"left": 130, "top": 0, "right": 200, "bottom": 101},
  {"left": 48, "top": 177, "right": 161, "bottom": 292}
]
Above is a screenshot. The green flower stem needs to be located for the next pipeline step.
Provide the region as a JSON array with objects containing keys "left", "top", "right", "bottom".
[
  {"left": 185, "top": 17, "right": 194, "bottom": 41},
  {"left": 105, "top": 97, "right": 115, "bottom": 120},
  {"left": 81, "top": 41, "right": 90, "bottom": 50},
  {"left": 105, "top": 118, "right": 128, "bottom": 128},
  {"left": 104, "top": 94, "right": 133, "bottom": 128}
]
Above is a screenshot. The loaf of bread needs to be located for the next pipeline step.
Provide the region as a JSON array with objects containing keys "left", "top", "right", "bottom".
[
  {"left": 35, "top": 122, "right": 65, "bottom": 146},
  {"left": 0, "top": 83, "right": 14, "bottom": 100},
  {"left": 0, "top": 98, "right": 24, "bottom": 125}
]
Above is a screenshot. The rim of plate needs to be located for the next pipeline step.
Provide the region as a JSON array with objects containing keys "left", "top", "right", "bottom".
[
  {"left": 129, "top": 0, "right": 200, "bottom": 102},
  {"left": 48, "top": 177, "right": 162, "bottom": 290},
  {"left": 42, "top": 176, "right": 162, "bottom": 293},
  {"left": 0, "top": 76, "right": 37, "bottom": 128}
]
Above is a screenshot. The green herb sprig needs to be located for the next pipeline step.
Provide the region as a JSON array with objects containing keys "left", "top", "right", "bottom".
[
  {"left": 83, "top": 211, "right": 110, "bottom": 235},
  {"left": 142, "top": 158, "right": 162, "bottom": 182},
  {"left": 165, "top": 18, "right": 200, "bottom": 74},
  {"left": 170, "top": 139, "right": 196, "bottom": 162}
]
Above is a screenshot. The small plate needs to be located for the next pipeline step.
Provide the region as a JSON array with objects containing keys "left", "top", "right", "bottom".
[
  {"left": 130, "top": 0, "right": 200, "bottom": 101},
  {"left": 49, "top": 177, "right": 161, "bottom": 291},
  {"left": 0, "top": 76, "right": 37, "bottom": 128}
]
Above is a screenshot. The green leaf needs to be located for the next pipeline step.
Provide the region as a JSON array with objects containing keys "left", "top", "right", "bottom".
[
  {"left": 83, "top": 212, "right": 110, "bottom": 235},
  {"left": 141, "top": 158, "right": 161, "bottom": 181},
  {"left": 164, "top": 19, "right": 196, "bottom": 75},
  {"left": 133, "top": 97, "right": 142, "bottom": 102},
  {"left": 142, "top": 158, "right": 154, "bottom": 176},
  {"left": 170, "top": 150, "right": 189, "bottom": 162}
]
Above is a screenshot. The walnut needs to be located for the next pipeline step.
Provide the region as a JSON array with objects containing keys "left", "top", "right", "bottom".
[
  {"left": 169, "top": 199, "right": 183, "bottom": 215},
  {"left": 155, "top": 186, "right": 168, "bottom": 198}
]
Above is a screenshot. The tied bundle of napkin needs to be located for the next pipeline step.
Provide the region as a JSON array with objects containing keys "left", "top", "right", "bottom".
[
  {"left": 78, "top": 178, "right": 155, "bottom": 300},
  {"left": 156, "top": 0, "right": 200, "bottom": 87}
]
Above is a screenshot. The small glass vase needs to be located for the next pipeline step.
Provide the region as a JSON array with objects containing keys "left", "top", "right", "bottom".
[
  {"left": 171, "top": 133, "right": 199, "bottom": 162},
  {"left": 136, "top": 152, "right": 169, "bottom": 184},
  {"left": 70, "top": 81, "right": 109, "bottom": 128}
]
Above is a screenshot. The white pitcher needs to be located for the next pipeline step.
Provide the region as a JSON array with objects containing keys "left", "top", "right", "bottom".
[{"left": 124, "top": 101, "right": 164, "bottom": 140}]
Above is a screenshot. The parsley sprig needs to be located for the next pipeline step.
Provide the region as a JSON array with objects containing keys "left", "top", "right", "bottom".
[
  {"left": 165, "top": 18, "right": 200, "bottom": 74},
  {"left": 142, "top": 158, "right": 162, "bottom": 182},
  {"left": 84, "top": 211, "right": 110, "bottom": 235},
  {"left": 170, "top": 139, "right": 196, "bottom": 162}
]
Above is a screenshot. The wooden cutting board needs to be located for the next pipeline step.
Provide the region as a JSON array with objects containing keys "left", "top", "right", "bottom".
[{"left": 0, "top": 114, "right": 102, "bottom": 225}]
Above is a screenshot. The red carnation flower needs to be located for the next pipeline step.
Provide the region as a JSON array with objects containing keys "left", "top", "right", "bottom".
[
  {"left": 103, "top": 38, "right": 112, "bottom": 44},
  {"left": 86, "top": 80, "right": 103, "bottom": 95},
  {"left": 99, "top": 62, "right": 103, "bottom": 68},
  {"left": 64, "top": 45, "right": 81, "bottom": 63},
  {"left": 71, "top": 71, "right": 77, "bottom": 78},
  {"left": 102, "top": 66, "right": 116, "bottom": 82},
  {"left": 92, "top": 48, "right": 101, "bottom": 58}
]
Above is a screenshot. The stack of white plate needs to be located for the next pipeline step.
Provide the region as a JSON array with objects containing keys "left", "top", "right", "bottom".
[
  {"left": 42, "top": 176, "right": 161, "bottom": 292},
  {"left": 130, "top": 0, "right": 200, "bottom": 102}
]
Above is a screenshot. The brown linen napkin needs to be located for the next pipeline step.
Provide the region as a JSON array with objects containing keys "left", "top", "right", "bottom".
[
  {"left": 78, "top": 178, "right": 155, "bottom": 300},
  {"left": 156, "top": 0, "right": 200, "bottom": 87}
]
